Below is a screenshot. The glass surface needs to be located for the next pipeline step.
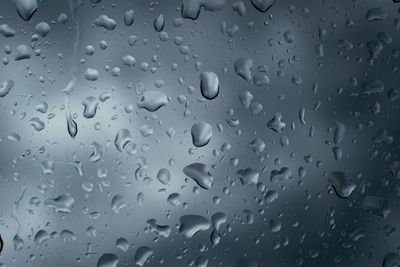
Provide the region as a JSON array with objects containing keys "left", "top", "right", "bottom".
[{"left": 0, "top": 0, "right": 399, "bottom": 266}]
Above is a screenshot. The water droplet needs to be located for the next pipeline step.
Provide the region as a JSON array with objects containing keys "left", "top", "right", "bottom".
[
  {"left": 157, "top": 168, "right": 171, "bottom": 185},
  {"left": 44, "top": 193, "right": 75, "bottom": 213},
  {"left": 270, "top": 167, "right": 291, "bottom": 182},
  {"left": 40, "top": 160, "right": 54, "bottom": 175},
  {"left": 14, "top": 0, "right": 38, "bottom": 21},
  {"left": 147, "top": 219, "right": 171, "bottom": 237},
  {"left": 94, "top": 15, "right": 116, "bottom": 30},
  {"left": 191, "top": 122, "right": 212, "bottom": 147},
  {"left": 183, "top": 163, "right": 213, "bottom": 189},
  {"left": 137, "top": 90, "right": 168, "bottom": 111},
  {"left": 333, "top": 122, "right": 345, "bottom": 144},
  {"left": 30, "top": 117, "right": 45, "bottom": 131},
  {"left": 179, "top": 215, "right": 210, "bottom": 238},
  {"left": 251, "top": 0, "right": 275, "bottom": 12},
  {"left": 200, "top": 71, "right": 219, "bottom": 100},
  {"left": 97, "top": 253, "right": 119, "bottom": 267},
  {"left": 82, "top": 96, "right": 98, "bottom": 118},
  {"left": 111, "top": 194, "right": 127, "bottom": 213},
  {"left": 237, "top": 168, "right": 259, "bottom": 185},
  {"left": 13, "top": 234, "right": 24, "bottom": 251},
  {"left": 134, "top": 246, "right": 154, "bottom": 266},
  {"left": 269, "top": 218, "right": 282, "bottom": 233},
  {"left": 362, "top": 196, "right": 390, "bottom": 218},
  {"left": 234, "top": 57, "right": 253, "bottom": 81},
  {"left": 34, "top": 230, "right": 49, "bottom": 246},
  {"left": 0, "top": 24, "right": 16, "bottom": 37},
  {"left": 66, "top": 112, "right": 78, "bottom": 138},
  {"left": 181, "top": 0, "right": 226, "bottom": 20},
  {"left": 84, "top": 68, "right": 100, "bottom": 81},
  {"left": 365, "top": 8, "right": 388, "bottom": 21},
  {"left": 15, "top": 44, "right": 31, "bottom": 60},
  {"left": 239, "top": 91, "right": 253, "bottom": 108},
  {"left": 167, "top": 193, "right": 182, "bottom": 206},
  {"left": 283, "top": 31, "right": 295, "bottom": 43},
  {"left": 116, "top": 237, "right": 129, "bottom": 252},
  {"left": 114, "top": 129, "right": 134, "bottom": 153},
  {"left": 124, "top": 10, "right": 135, "bottom": 26},
  {"left": 267, "top": 112, "right": 286, "bottom": 133},
  {"left": 60, "top": 230, "right": 76, "bottom": 242},
  {"left": 154, "top": 14, "right": 164, "bottom": 32},
  {"left": 211, "top": 212, "right": 226, "bottom": 231},
  {"left": 34, "top": 21, "right": 50, "bottom": 37},
  {"left": 362, "top": 80, "right": 384, "bottom": 95}
]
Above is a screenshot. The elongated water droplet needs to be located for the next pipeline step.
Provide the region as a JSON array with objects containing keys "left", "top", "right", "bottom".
[
  {"left": 66, "top": 112, "right": 78, "bottom": 138},
  {"left": 44, "top": 193, "right": 74, "bottom": 213},
  {"left": 179, "top": 215, "right": 210, "bottom": 238},
  {"left": 154, "top": 14, "right": 164, "bottom": 32},
  {"left": 200, "top": 71, "right": 219, "bottom": 100},
  {"left": 234, "top": 57, "right": 253, "bottom": 81},
  {"left": 181, "top": 0, "right": 226, "bottom": 20},
  {"left": 82, "top": 96, "right": 98, "bottom": 118},
  {"left": 0, "top": 80, "right": 14, "bottom": 97},
  {"left": 111, "top": 194, "right": 127, "bottom": 213},
  {"left": 124, "top": 9, "right": 135, "bottom": 26},
  {"left": 94, "top": 15, "right": 116, "bottom": 30},
  {"left": 13, "top": 234, "right": 24, "bottom": 251},
  {"left": 191, "top": 122, "right": 212, "bottom": 147}
]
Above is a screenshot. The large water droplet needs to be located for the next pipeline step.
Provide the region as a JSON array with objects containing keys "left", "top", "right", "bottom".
[
  {"left": 0, "top": 80, "right": 14, "bottom": 97},
  {"left": 13, "top": 0, "right": 38, "bottom": 21},
  {"left": 34, "top": 21, "right": 50, "bottom": 37},
  {"left": 134, "top": 246, "right": 154, "bottom": 266},
  {"left": 82, "top": 96, "right": 98, "bottom": 118},
  {"left": 97, "top": 253, "right": 119, "bottom": 267},
  {"left": 179, "top": 215, "right": 210, "bottom": 238},
  {"left": 124, "top": 10, "right": 135, "bottom": 26},
  {"left": 66, "top": 112, "right": 78, "bottom": 138},
  {"left": 200, "top": 71, "right": 219, "bottom": 100},
  {"left": 234, "top": 57, "right": 253, "bottom": 81},
  {"left": 328, "top": 172, "right": 356, "bottom": 198},
  {"left": 157, "top": 168, "right": 171, "bottom": 185},
  {"left": 183, "top": 163, "right": 213, "bottom": 189},
  {"left": 111, "top": 194, "right": 127, "bottom": 213},
  {"left": 137, "top": 90, "right": 168, "bottom": 111},
  {"left": 251, "top": 0, "right": 275, "bottom": 12},
  {"left": 181, "top": 0, "right": 226, "bottom": 20},
  {"left": 191, "top": 122, "right": 212, "bottom": 147},
  {"left": 237, "top": 167, "right": 259, "bottom": 185},
  {"left": 44, "top": 193, "right": 75, "bottom": 213},
  {"left": 94, "top": 15, "right": 116, "bottom": 30}
]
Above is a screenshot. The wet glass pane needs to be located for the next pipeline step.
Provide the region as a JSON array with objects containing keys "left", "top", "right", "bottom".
[{"left": 0, "top": 0, "right": 399, "bottom": 266}]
